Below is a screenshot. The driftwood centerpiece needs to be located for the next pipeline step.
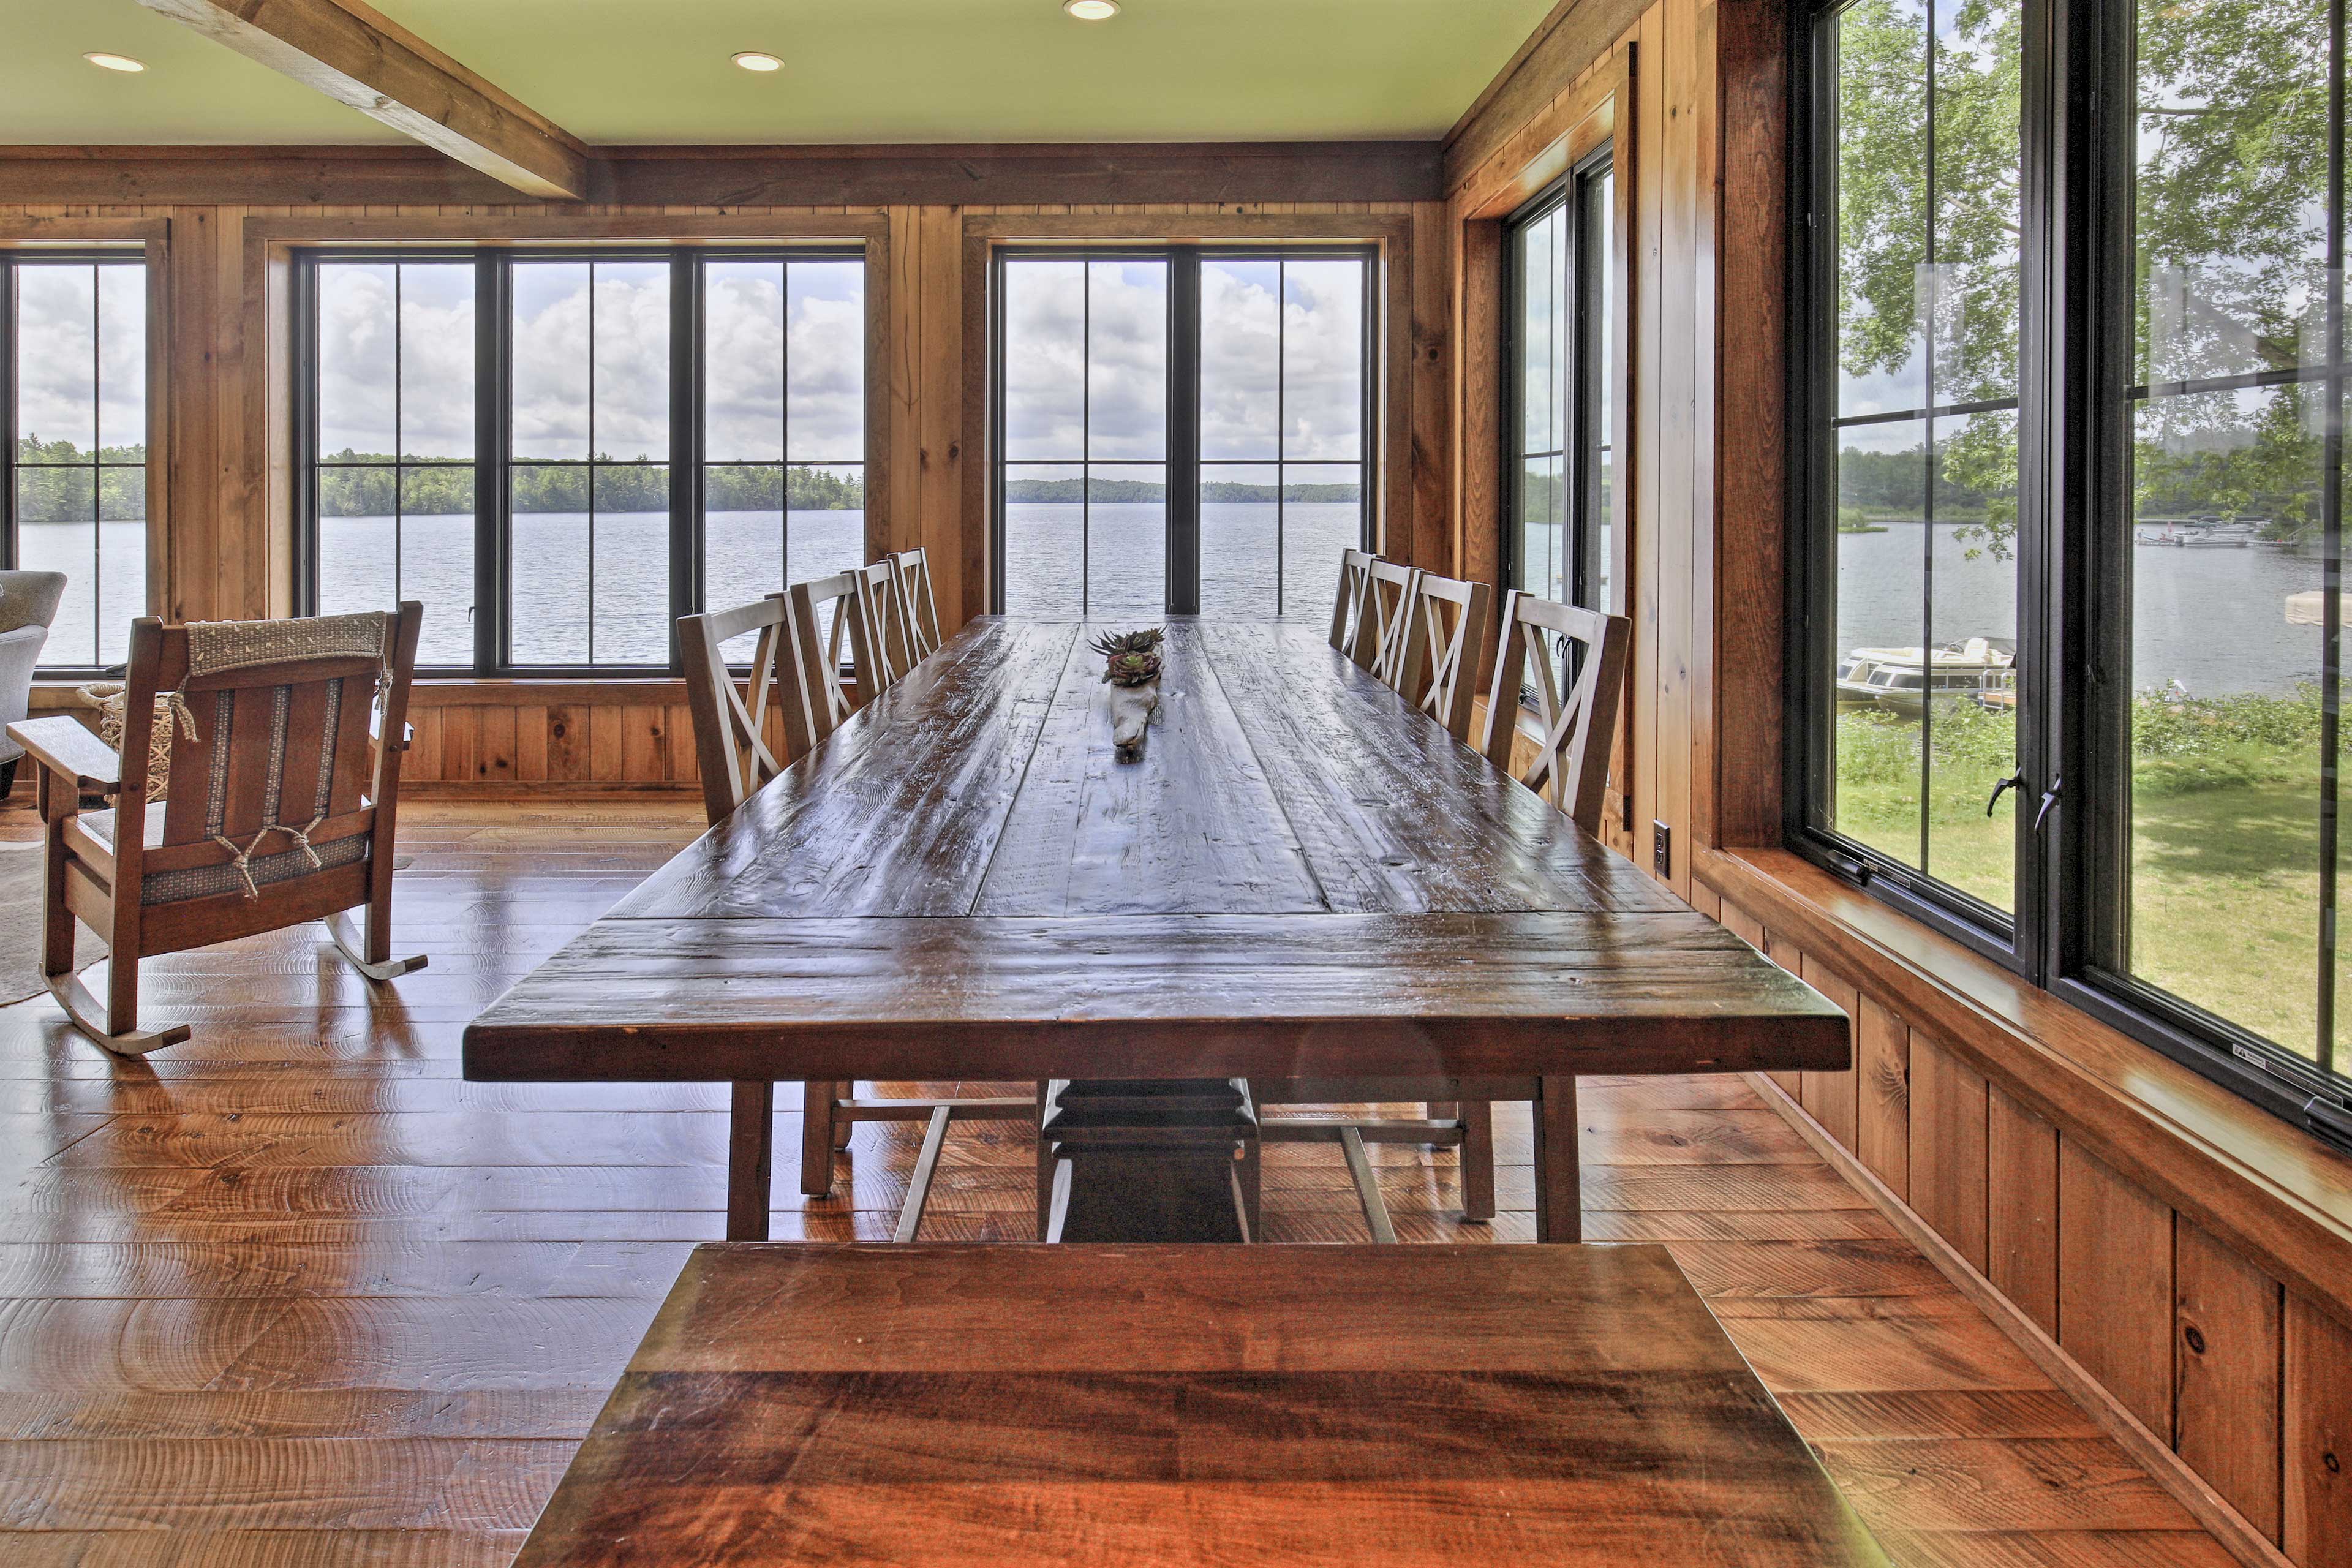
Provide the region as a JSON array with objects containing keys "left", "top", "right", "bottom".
[{"left": 1091, "top": 627, "right": 1164, "bottom": 762}]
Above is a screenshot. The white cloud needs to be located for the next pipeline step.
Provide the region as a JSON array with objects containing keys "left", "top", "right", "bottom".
[
  {"left": 15, "top": 262, "right": 146, "bottom": 456},
  {"left": 1200, "top": 258, "right": 1365, "bottom": 464},
  {"left": 317, "top": 261, "right": 475, "bottom": 461},
  {"left": 702, "top": 261, "right": 867, "bottom": 464}
]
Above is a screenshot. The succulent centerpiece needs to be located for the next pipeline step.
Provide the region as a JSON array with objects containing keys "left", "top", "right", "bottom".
[
  {"left": 1089, "top": 628, "right": 1165, "bottom": 761},
  {"left": 1089, "top": 627, "right": 1164, "bottom": 687}
]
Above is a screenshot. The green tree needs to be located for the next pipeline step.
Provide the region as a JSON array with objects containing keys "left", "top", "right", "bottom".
[{"left": 1828, "top": 0, "right": 2331, "bottom": 551}]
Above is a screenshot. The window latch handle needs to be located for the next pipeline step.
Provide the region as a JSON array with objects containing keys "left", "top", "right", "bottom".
[
  {"left": 2032, "top": 774, "right": 2064, "bottom": 834},
  {"left": 1985, "top": 771, "right": 2025, "bottom": 817}
]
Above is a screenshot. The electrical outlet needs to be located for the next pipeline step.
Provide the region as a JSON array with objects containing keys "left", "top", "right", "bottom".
[{"left": 1652, "top": 820, "right": 1672, "bottom": 880}]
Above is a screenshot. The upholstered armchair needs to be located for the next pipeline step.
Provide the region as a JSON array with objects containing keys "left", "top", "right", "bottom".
[{"left": 0, "top": 571, "right": 67, "bottom": 799}]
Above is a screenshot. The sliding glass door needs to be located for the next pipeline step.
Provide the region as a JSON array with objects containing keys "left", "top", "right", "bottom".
[{"left": 993, "top": 246, "right": 1374, "bottom": 618}]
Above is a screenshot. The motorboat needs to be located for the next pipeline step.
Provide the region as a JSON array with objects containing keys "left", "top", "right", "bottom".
[{"left": 1836, "top": 635, "right": 2018, "bottom": 710}]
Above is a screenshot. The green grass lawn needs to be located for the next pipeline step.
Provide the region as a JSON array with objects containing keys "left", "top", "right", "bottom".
[{"left": 1833, "top": 695, "right": 2330, "bottom": 1065}]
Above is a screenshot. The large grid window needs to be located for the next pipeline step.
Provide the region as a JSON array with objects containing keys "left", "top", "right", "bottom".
[
  {"left": 301, "top": 247, "right": 866, "bottom": 674},
  {"left": 2108, "top": 0, "right": 2343, "bottom": 1088},
  {"left": 1812, "top": 0, "right": 2024, "bottom": 918},
  {"left": 1506, "top": 153, "right": 1616, "bottom": 615},
  {"left": 1798, "top": 0, "right": 2352, "bottom": 1133},
  {"left": 2, "top": 253, "right": 148, "bottom": 673},
  {"left": 993, "top": 246, "right": 1374, "bottom": 619}
]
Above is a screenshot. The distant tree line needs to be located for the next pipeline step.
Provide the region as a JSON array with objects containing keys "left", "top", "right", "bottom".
[
  {"left": 1005, "top": 476, "right": 1363, "bottom": 504},
  {"left": 1836, "top": 445, "right": 1997, "bottom": 516},
  {"left": 305, "top": 451, "right": 865, "bottom": 516},
  {"left": 12, "top": 438, "right": 147, "bottom": 521}
]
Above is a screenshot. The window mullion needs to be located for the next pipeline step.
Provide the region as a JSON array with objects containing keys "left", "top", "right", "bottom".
[
  {"left": 668, "top": 250, "right": 699, "bottom": 674},
  {"left": 475, "top": 253, "right": 507, "bottom": 677},
  {"left": 1169, "top": 249, "right": 1201, "bottom": 616}
]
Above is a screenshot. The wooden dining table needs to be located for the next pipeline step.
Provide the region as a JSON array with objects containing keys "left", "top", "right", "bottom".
[{"left": 464, "top": 617, "right": 1849, "bottom": 1242}]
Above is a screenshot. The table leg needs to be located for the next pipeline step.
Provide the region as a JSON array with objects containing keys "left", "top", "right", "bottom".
[
  {"left": 726, "top": 1081, "right": 774, "bottom": 1242},
  {"left": 1460, "top": 1098, "right": 1496, "bottom": 1222},
  {"left": 801, "top": 1080, "right": 836, "bottom": 1196},
  {"left": 1532, "top": 1076, "right": 1581, "bottom": 1243}
]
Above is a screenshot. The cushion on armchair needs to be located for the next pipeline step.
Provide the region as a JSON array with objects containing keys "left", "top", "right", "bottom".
[{"left": 0, "top": 571, "right": 70, "bottom": 769}]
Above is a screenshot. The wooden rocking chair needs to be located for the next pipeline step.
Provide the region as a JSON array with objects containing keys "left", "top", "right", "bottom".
[{"left": 4, "top": 605, "right": 425, "bottom": 1054}]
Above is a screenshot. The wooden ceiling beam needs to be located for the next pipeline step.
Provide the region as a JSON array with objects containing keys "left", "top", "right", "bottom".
[
  {"left": 0, "top": 142, "right": 1445, "bottom": 208},
  {"left": 132, "top": 0, "right": 589, "bottom": 200}
]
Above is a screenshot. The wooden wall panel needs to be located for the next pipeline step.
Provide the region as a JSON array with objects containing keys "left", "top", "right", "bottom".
[
  {"left": 2285, "top": 1293, "right": 2352, "bottom": 1567},
  {"left": 1853, "top": 995, "right": 1909, "bottom": 1200},
  {"left": 1796, "top": 952, "right": 1859, "bottom": 1151},
  {"left": 1907, "top": 1031, "right": 1989, "bottom": 1272},
  {"left": 2058, "top": 1140, "right": 2176, "bottom": 1437},
  {"left": 1986, "top": 1083, "right": 2059, "bottom": 1338},
  {"left": 2174, "top": 1216, "right": 2285, "bottom": 1542}
]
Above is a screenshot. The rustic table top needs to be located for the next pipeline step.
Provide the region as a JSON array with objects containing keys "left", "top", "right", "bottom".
[
  {"left": 463, "top": 619, "right": 1847, "bottom": 1085},
  {"left": 511, "top": 1242, "right": 1891, "bottom": 1567}
]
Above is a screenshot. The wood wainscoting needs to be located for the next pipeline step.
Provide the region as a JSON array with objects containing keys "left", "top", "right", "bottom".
[
  {"left": 1695, "top": 848, "right": 2352, "bottom": 1568},
  {"left": 404, "top": 684, "right": 703, "bottom": 792}
]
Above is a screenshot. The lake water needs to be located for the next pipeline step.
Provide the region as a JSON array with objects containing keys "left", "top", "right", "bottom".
[
  {"left": 24, "top": 510, "right": 2324, "bottom": 693},
  {"left": 312, "top": 502, "right": 1355, "bottom": 666},
  {"left": 1836, "top": 521, "right": 2327, "bottom": 698}
]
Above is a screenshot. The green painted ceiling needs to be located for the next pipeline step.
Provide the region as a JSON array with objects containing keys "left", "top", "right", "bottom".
[{"left": 2, "top": 0, "right": 1558, "bottom": 146}]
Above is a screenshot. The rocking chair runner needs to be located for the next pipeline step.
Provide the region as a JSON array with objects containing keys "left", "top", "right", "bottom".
[{"left": 4, "top": 605, "right": 426, "bottom": 1054}]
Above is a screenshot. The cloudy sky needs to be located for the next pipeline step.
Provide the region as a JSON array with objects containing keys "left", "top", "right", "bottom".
[
  {"left": 15, "top": 261, "right": 145, "bottom": 456},
  {"left": 314, "top": 257, "right": 866, "bottom": 468},
  {"left": 1001, "top": 255, "right": 1366, "bottom": 469}
]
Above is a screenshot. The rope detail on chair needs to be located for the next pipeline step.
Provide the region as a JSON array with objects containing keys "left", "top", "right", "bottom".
[{"left": 162, "top": 616, "right": 385, "bottom": 902}]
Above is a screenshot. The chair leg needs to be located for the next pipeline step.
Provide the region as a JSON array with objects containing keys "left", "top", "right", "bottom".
[
  {"left": 1036, "top": 1082, "right": 1057, "bottom": 1240},
  {"left": 726, "top": 1081, "right": 774, "bottom": 1241},
  {"left": 1234, "top": 1139, "right": 1261, "bottom": 1242},
  {"left": 1460, "top": 1098, "right": 1496, "bottom": 1222},
  {"left": 324, "top": 909, "right": 428, "bottom": 983},
  {"left": 800, "top": 1079, "right": 837, "bottom": 1196},
  {"left": 0, "top": 756, "right": 17, "bottom": 799},
  {"left": 1340, "top": 1126, "right": 1397, "bottom": 1243}
]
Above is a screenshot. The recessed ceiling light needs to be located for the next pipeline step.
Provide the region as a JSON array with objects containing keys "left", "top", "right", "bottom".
[
  {"left": 1064, "top": 0, "right": 1120, "bottom": 18},
  {"left": 84, "top": 51, "right": 146, "bottom": 73},
  {"left": 732, "top": 51, "right": 783, "bottom": 72}
]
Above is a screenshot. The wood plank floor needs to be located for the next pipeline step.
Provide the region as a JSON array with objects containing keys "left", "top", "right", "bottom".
[{"left": 0, "top": 793, "right": 2232, "bottom": 1567}]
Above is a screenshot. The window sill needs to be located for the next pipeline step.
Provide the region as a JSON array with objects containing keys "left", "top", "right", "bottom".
[{"left": 1696, "top": 842, "right": 2352, "bottom": 1311}]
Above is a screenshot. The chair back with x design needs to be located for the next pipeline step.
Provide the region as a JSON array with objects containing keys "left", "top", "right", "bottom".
[
  {"left": 1481, "top": 589, "right": 1632, "bottom": 835},
  {"left": 1354, "top": 560, "right": 1419, "bottom": 684},
  {"left": 1329, "top": 548, "right": 1378, "bottom": 662},
  {"left": 680, "top": 594, "right": 801, "bottom": 826},
  {"left": 1394, "top": 570, "right": 1493, "bottom": 744},
  {"left": 850, "top": 559, "right": 911, "bottom": 699},
  {"left": 784, "top": 570, "right": 873, "bottom": 756},
  {"left": 889, "top": 548, "right": 944, "bottom": 663}
]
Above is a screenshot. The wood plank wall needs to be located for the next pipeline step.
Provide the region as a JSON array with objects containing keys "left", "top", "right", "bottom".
[
  {"left": 3, "top": 193, "right": 1452, "bottom": 787},
  {"left": 1697, "top": 872, "right": 2352, "bottom": 1567},
  {"left": 1450, "top": 3, "right": 2352, "bottom": 1566}
]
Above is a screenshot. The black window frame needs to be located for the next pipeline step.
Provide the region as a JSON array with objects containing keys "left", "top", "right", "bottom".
[
  {"left": 293, "top": 243, "right": 870, "bottom": 678},
  {"left": 1790, "top": 0, "right": 2352, "bottom": 1141},
  {"left": 987, "top": 243, "right": 1379, "bottom": 618},
  {"left": 1, "top": 247, "right": 153, "bottom": 679},
  {"left": 1502, "top": 145, "right": 1617, "bottom": 617}
]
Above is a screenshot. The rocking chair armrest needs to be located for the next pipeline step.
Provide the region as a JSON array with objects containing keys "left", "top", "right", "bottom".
[{"left": 5, "top": 715, "right": 123, "bottom": 793}]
